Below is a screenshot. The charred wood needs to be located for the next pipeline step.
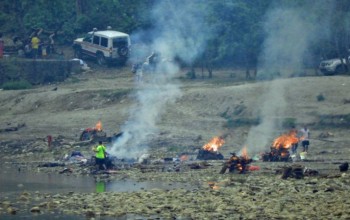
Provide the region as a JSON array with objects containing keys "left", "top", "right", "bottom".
[{"left": 339, "top": 162, "right": 349, "bottom": 172}]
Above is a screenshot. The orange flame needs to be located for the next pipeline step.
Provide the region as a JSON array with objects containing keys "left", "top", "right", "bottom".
[
  {"left": 180, "top": 155, "right": 189, "bottom": 162},
  {"left": 202, "top": 136, "right": 225, "bottom": 152},
  {"left": 241, "top": 146, "right": 249, "bottom": 160},
  {"left": 95, "top": 120, "right": 102, "bottom": 132},
  {"left": 208, "top": 181, "right": 220, "bottom": 190},
  {"left": 272, "top": 130, "right": 298, "bottom": 150}
]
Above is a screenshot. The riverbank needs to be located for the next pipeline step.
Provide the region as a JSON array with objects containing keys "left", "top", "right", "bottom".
[{"left": 1, "top": 68, "right": 350, "bottom": 219}]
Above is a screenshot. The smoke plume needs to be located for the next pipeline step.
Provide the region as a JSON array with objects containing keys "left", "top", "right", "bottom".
[
  {"left": 109, "top": 1, "right": 212, "bottom": 159},
  {"left": 245, "top": 1, "right": 334, "bottom": 154}
]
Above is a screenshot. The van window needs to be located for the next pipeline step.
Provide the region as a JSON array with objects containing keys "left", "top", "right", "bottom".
[
  {"left": 93, "top": 36, "right": 100, "bottom": 45},
  {"left": 83, "top": 34, "right": 92, "bottom": 42},
  {"left": 113, "top": 37, "right": 128, "bottom": 48},
  {"left": 101, "top": 37, "right": 108, "bottom": 47}
]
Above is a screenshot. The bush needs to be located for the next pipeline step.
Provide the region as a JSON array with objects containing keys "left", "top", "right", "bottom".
[
  {"left": 282, "top": 118, "right": 296, "bottom": 128},
  {"left": 67, "top": 76, "right": 81, "bottom": 84},
  {"left": 99, "top": 89, "right": 131, "bottom": 101},
  {"left": 224, "top": 117, "right": 260, "bottom": 128},
  {"left": 317, "top": 93, "right": 325, "bottom": 102},
  {"left": 2, "top": 80, "right": 32, "bottom": 90},
  {"left": 185, "top": 69, "right": 196, "bottom": 79},
  {"left": 0, "top": 59, "right": 21, "bottom": 82}
]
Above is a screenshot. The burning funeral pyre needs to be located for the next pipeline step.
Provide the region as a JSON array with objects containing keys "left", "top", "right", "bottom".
[
  {"left": 262, "top": 129, "right": 299, "bottom": 162},
  {"left": 80, "top": 120, "right": 107, "bottom": 142},
  {"left": 197, "top": 136, "right": 224, "bottom": 160},
  {"left": 220, "top": 147, "right": 253, "bottom": 174},
  {"left": 79, "top": 120, "right": 123, "bottom": 143}
]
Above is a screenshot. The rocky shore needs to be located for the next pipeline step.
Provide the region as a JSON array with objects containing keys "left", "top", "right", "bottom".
[{"left": 1, "top": 138, "right": 350, "bottom": 219}]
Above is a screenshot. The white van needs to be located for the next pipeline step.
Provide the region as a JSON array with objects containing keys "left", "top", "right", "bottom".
[{"left": 73, "top": 28, "right": 131, "bottom": 66}]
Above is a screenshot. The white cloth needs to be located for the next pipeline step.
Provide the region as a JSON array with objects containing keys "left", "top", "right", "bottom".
[{"left": 300, "top": 128, "right": 310, "bottom": 140}]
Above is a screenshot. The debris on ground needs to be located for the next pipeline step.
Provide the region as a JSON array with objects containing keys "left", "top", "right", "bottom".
[
  {"left": 339, "top": 162, "right": 349, "bottom": 172},
  {"left": 0, "top": 123, "right": 26, "bottom": 133}
]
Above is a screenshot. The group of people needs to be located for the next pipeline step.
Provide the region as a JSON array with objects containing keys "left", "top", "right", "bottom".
[
  {"left": 12, "top": 28, "right": 57, "bottom": 59},
  {"left": 291, "top": 126, "right": 311, "bottom": 155}
]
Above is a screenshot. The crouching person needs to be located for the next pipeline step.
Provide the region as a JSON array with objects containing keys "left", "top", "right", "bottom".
[
  {"left": 93, "top": 141, "right": 107, "bottom": 170},
  {"left": 220, "top": 153, "right": 239, "bottom": 174}
]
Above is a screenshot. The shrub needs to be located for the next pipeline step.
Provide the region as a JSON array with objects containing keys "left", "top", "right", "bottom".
[
  {"left": 224, "top": 117, "right": 260, "bottom": 128},
  {"left": 99, "top": 89, "right": 131, "bottom": 100},
  {"left": 282, "top": 118, "right": 296, "bottom": 128},
  {"left": 0, "top": 59, "right": 21, "bottom": 82},
  {"left": 185, "top": 69, "right": 196, "bottom": 79},
  {"left": 67, "top": 76, "right": 81, "bottom": 84},
  {"left": 2, "top": 80, "right": 32, "bottom": 90},
  {"left": 317, "top": 93, "right": 325, "bottom": 102}
]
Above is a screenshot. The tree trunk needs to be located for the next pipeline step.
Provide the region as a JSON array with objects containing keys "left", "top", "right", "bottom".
[
  {"left": 207, "top": 64, "right": 213, "bottom": 78},
  {"left": 201, "top": 55, "right": 205, "bottom": 78},
  {"left": 190, "top": 66, "right": 196, "bottom": 79},
  {"left": 13, "top": 0, "right": 25, "bottom": 35},
  {"left": 76, "top": 0, "right": 83, "bottom": 15},
  {"left": 346, "top": 31, "right": 350, "bottom": 74},
  {"left": 334, "top": 35, "right": 346, "bottom": 73}
]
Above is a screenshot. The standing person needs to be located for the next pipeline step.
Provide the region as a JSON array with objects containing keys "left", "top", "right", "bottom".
[
  {"left": 290, "top": 126, "right": 299, "bottom": 154},
  {"left": 31, "top": 28, "right": 43, "bottom": 59},
  {"left": 48, "top": 32, "right": 56, "bottom": 55},
  {"left": 300, "top": 126, "right": 310, "bottom": 152},
  {"left": 24, "top": 38, "right": 32, "bottom": 58},
  {"left": 47, "top": 135, "right": 52, "bottom": 148},
  {"left": 147, "top": 51, "right": 160, "bottom": 73},
  {"left": 31, "top": 33, "right": 40, "bottom": 59},
  {"left": 132, "top": 62, "right": 143, "bottom": 83},
  {"left": 0, "top": 33, "right": 4, "bottom": 58},
  {"left": 93, "top": 141, "right": 107, "bottom": 170}
]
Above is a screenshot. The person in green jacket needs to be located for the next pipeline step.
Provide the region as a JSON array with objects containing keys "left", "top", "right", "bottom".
[{"left": 94, "top": 141, "right": 107, "bottom": 170}]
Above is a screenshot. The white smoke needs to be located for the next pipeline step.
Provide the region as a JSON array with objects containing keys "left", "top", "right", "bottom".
[
  {"left": 110, "top": 1, "right": 212, "bottom": 159},
  {"left": 245, "top": 2, "right": 334, "bottom": 154}
]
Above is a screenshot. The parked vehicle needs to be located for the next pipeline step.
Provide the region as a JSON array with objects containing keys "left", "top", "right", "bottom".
[
  {"left": 73, "top": 28, "right": 131, "bottom": 66},
  {"left": 319, "top": 56, "right": 349, "bottom": 75}
]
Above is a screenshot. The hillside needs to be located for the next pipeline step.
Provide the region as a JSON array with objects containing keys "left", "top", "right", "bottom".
[{"left": 0, "top": 68, "right": 349, "bottom": 160}]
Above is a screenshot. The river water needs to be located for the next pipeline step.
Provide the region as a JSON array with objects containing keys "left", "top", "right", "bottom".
[
  {"left": 0, "top": 164, "right": 196, "bottom": 219},
  {"left": 0, "top": 166, "right": 194, "bottom": 194}
]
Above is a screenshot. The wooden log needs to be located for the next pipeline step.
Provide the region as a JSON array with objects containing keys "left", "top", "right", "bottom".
[
  {"left": 0, "top": 123, "right": 26, "bottom": 133},
  {"left": 339, "top": 162, "right": 349, "bottom": 172},
  {"left": 281, "top": 167, "right": 293, "bottom": 179}
]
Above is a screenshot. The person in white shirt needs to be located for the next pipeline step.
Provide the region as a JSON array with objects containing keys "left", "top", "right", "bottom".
[{"left": 300, "top": 126, "right": 310, "bottom": 152}]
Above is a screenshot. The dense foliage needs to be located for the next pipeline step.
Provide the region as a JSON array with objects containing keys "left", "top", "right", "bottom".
[{"left": 1, "top": 0, "right": 350, "bottom": 70}]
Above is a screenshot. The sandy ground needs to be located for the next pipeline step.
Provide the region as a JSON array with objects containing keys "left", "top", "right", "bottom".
[{"left": 1, "top": 66, "right": 350, "bottom": 219}]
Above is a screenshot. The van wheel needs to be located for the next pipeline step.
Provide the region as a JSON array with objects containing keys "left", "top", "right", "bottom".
[
  {"left": 118, "top": 46, "right": 129, "bottom": 57},
  {"left": 97, "top": 53, "right": 106, "bottom": 66},
  {"left": 335, "top": 65, "right": 347, "bottom": 74}
]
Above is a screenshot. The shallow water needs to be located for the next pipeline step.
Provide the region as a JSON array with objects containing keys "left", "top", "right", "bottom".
[
  {"left": 0, "top": 166, "right": 95, "bottom": 194},
  {"left": 0, "top": 164, "right": 195, "bottom": 219},
  {"left": 0, "top": 166, "right": 195, "bottom": 194}
]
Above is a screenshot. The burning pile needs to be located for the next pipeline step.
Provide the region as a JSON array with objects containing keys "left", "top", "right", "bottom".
[
  {"left": 262, "top": 129, "right": 299, "bottom": 162},
  {"left": 220, "top": 147, "right": 253, "bottom": 174},
  {"left": 197, "top": 136, "right": 224, "bottom": 160},
  {"left": 80, "top": 120, "right": 107, "bottom": 142}
]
